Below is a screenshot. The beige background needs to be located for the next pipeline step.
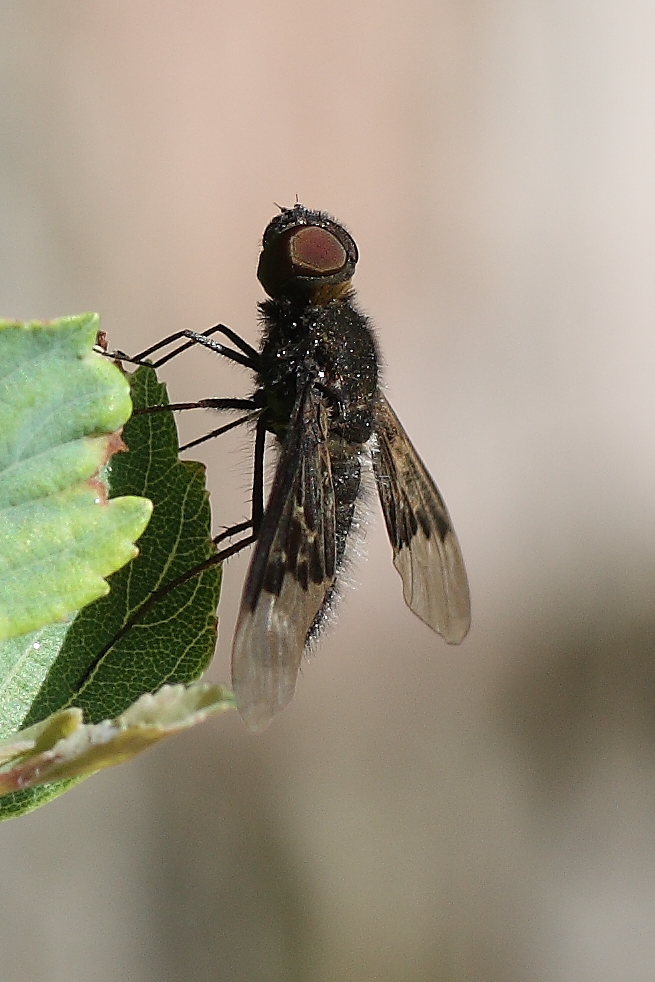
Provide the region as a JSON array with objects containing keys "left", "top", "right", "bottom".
[{"left": 2, "top": 2, "right": 655, "bottom": 980}]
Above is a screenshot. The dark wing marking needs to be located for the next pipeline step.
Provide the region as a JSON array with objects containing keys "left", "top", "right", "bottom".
[
  {"left": 232, "top": 382, "right": 336, "bottom": 731},
  {"left": 371, "top": 392, "right": 470, "bottom": 643}
]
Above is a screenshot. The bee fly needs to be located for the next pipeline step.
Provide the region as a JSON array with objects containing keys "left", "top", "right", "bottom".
[{"left": 120, "top": 205, "right": 470, "bottom": 730}]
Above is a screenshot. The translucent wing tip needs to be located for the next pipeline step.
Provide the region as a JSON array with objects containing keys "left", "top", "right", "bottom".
[
  {"left": 233, "top": 656, "right": 298, "bottom": 733},
  {"left": 394, "top": 542, "right": 471, "bottom": 645},
  {"left": 237, "top": 698, "right": 278, "bottom": 733},
  {"left": 442, "top": 612, "right": 471, "bottom": 644},
  {"left": 232, "top": 603, "right": 304, "bottom": 732}
]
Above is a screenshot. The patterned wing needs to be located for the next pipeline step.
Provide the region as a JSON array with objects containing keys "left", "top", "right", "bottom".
[
  {"left": 232, "top": 383, "right": 336, "bottom": 730},
  {"left": 371, "top": 392, "right": 470, "bottom": 643}
]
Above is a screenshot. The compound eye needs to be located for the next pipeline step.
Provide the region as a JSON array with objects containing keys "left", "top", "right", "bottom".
[
  {"left": 258, "top": 217, "right": 357, "bottom": 298},
  {"left": 288, "top": 226, "right": 347, "bottom": 275}
]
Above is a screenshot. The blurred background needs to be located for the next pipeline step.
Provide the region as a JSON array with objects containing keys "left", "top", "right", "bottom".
[{"left": 2, "top": 2, "right": 655, "bottom": 980}]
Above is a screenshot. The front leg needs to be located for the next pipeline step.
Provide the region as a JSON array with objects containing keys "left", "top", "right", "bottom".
[{"left": 99, "top": 324, "right": 260, "bottom": 371}]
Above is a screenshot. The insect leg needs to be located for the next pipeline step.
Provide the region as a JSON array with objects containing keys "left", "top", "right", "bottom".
[
  {"left": 180, "top": 411, "right": 258, "bottom": 452},
  {"left": 136, "top": 397, "right": 259, "bottom": 416},
  {"left": 136, "top": 392, "right": 265, "bottom": 449},
  {"left": 149, "top": 332, "right": 257, "bottom": 369},
  {"left": 101, "top": 325, "right": 259, "bottom": 370},
  {"left": 213, "top": 520, "right": 253, "bottom": 546},
  {"left": 208, "top": 412, "right": 268, "bottom": 544},
  {"left": 140, "top": 323, "right": 259, "bottom": 366}
]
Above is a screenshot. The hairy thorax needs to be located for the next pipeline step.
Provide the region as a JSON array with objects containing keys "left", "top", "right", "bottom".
[{"left": 256, "top": 294, "right": 379, "bottom": 448}]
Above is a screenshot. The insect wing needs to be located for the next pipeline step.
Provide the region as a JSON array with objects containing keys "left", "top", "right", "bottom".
[
  {"left": 371, "top": 393, "right": 470, "bottom": 643},
  {"left": 232, "top": 384, "right": 336, "bottom": 730}
]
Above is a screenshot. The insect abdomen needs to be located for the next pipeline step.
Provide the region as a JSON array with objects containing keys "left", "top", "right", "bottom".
[{"left": 307, "top": 445, "right": 362, "bottom": 642}]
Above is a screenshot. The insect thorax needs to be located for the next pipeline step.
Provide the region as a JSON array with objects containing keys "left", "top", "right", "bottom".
[{"left": 256, "top": 295, "right": 379, "bottom": 446}]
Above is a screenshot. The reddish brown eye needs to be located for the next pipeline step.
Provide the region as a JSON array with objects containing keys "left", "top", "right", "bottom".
[
  {"left": 289, "top": 226, "right": 347, "bottom": 275},
  {"left": 257, "top": 210, "right": 358, "bottom": 298}
]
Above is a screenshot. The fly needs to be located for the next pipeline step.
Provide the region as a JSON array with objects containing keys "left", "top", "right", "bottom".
[{"left": 110, "top": 205, "right": 471, "bottom": 730}]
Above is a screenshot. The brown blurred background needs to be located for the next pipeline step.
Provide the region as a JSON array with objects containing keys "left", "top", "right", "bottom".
[{"left": 2, "top": 2, "right": 655, "bottom": 980}]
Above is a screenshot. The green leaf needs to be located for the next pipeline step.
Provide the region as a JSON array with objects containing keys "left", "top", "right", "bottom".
[
  {"left": 0, "top": 314, "right": 152, "bottom": 639},
  {"left": 0, "top": 346, "right": 225, "bottom": 819},
  {"left": 0, "top": 683, "right": 234, "bottom": 799}
]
